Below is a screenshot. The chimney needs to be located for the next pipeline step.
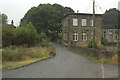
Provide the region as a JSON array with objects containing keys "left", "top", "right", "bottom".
[
  {"left": 77, "top": 10, "right": 79, "bottom": 13},
  {"left": 11, "top": 20, "right": 14, "bottom": 25}
]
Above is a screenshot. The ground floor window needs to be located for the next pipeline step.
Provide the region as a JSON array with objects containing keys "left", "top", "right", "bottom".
[
  {"left": 73, "top": 31, "right": 78, "bottom": 41},
  {"left": 82, "top": 31, "right": 87, "bottom": 41},
  {"left": 109, "top": 34, "right": 113, "bottom": 42},
  {"left": 103, "top": 31, "right": 106, "bottom": 39},
  {"left": 115, "top": 35, "right": 119, "bottom": 40},
  {"left": 109, "top": 31, "right": 113, "bottom": 42}
]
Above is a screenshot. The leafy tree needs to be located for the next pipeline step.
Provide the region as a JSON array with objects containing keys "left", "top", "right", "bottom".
[
  {"left": 20, "top": 3, "right": 74, "bottom": 41},
  {"left": 102, "top": 8, "right": 119, "bottom": 29},
  {"left": 0, "top": 13, "right": 8, "bottom": 24},
  {"left": 2, "top": 26, "right": 15, "bottom": 47}
]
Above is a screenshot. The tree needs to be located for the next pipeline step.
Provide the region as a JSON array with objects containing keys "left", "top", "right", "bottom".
[
  {"left": 102, "top": 8, "right": 119, "bottom": 29},
  {"left": 20, "top": 3, "right": 74, "bottom": 41},
  {"left": 0, "top": 13, "right": 8, "bottom": 24}
]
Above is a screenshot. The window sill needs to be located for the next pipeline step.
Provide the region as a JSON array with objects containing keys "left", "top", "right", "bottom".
[{"left": 82, "top": 40, "right": 87, "bottom": 41}]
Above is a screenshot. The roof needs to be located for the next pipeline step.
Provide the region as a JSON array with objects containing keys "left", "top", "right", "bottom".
[
  {"left": 63, "top": 13, "right": 102, "bottom": 19},
  {"left": 3, "top": 24, "right": 16, "bottom": 28}
]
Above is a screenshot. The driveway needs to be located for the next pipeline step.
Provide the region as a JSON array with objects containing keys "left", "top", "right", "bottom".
[{"left": 3, "top": 43, "right": 118, "bottom": 78}]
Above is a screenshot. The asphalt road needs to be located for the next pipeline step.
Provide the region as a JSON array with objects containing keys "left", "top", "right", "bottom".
[{"left": 3, "top": 43, "right": 118, "bottom": 78}]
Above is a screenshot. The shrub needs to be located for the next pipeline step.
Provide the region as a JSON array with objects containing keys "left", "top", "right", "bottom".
[
  {"left": 101, "top": 36, "right": 110, "bottom": 46},
  {"left": 2, "top": 26, "right": 15, "bottom": 47},
  {"left": 2, "top": 45, "right": 56, "bottom": 62},
  {"left": 88, "top": 40, "right": 98, "bottom": 48},
  {"left": 14, "top": 27, "right": 40, "bottom": 47}
]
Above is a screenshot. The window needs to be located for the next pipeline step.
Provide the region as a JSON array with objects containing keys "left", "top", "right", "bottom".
[
  {"left": 115, "top": 35, "right": 119, "bottom": 40},
  {"left": 82, "top": 19, "right": 87, "bottom": 26},
  {"left": 109, "top": 30, "right": 113, "bottom": 42},
  {"left": 82, "top": 31, "right": 87, "bottom": 41},
  {"left": 73, "top": 31, "right": 78, "bottom": 41},
  {"left": 73, "top": 18, "right": 78, "bottom": 26},
  {"left": 102, "top": 31, "right": 106, "bottom": 39},
  {"left": 90, "top": 19, "right": 93, "bottom": 27}
]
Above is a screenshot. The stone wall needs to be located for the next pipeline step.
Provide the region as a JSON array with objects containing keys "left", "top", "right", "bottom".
[{"left": 70, "top": 44, "right": 117, "bottom": 60}]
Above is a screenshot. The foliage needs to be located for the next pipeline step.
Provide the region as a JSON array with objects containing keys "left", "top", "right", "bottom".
[
  {"left": 2, "top": 44, "right": 56, "bottom": 62},
  {"left": 101, "top": 36, "right": 109, "bottom": 46},
  {"left": 2, "top": 26, "right": 15, "bottom": 47},
  {"left": 102, "top": 8, "right": 119, "bottom": 29},
  {"left": 20, "top": 3, "right": 74, "bottom": 41},
  {"left": 14, "top": 27, "right": 40, "bottom": 47},
  {"left": 2, "top": 23, "right": 40, "bottom": 47},
  {"left": 0, "top": 13, "right": 8, "bottom": 24},
  {"left": 88, "top": 40, "right": 98, "bottom": 48}
]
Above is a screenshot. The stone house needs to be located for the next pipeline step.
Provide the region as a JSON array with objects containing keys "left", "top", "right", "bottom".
[
  {"left": 102, "top": 29, "right": 119, "bottom": 43},
  {"left": 62, "top": 13, "right": 102, "bottom": 47}
]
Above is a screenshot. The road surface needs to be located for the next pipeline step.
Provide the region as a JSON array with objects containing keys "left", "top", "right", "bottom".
[{"left": 3, "top": 43, "right": 118, "bottom": 78}]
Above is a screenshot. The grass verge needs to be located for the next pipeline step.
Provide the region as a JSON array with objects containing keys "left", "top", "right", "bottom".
[
  {"left": 2, "top": 43, "right": 56, "bottom": 71},
  {"left": 69, "top": 48, "right": 118, "bottom": 64}
]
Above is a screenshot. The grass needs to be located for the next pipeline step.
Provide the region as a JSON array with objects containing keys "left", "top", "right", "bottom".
[
  {"left": 69, "top": 48, "right": 118, "bottom": 64},
  {"left": 2, "top": 43, "right": 56, "bottom": 70},
  {"left": 62, "top": 42, "right": 69, "bottom": 47},
  {"left": 2, "top": 57, "right": 52, "bottom": 71}
]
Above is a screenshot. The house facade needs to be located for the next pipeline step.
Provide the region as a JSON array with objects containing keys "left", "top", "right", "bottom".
[
  {"left": 102, "top": 29, "right": 119, "bottom": 44},
  {"left": 62, "top": 13, "right": 102, "bottom": 47}
]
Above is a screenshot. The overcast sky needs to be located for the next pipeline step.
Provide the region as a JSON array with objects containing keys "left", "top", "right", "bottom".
[{"left": 0, "top": 0, "right": 120, "bottom": 26}]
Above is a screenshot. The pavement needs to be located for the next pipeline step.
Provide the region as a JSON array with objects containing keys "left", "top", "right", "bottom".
[{"left": 2, "top": 43, "right": 118, "bottom": 78}]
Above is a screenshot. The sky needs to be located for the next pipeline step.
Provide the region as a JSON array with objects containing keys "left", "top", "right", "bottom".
[{"left": 0, "top": 0, "right": 120, "bottom": 26}]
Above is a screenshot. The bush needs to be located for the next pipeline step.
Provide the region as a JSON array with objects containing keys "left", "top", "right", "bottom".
[
  {"left": 88, "top": 40, "right": 98, "bottom": 48},
  {"left": 101, "top": 36, "right": 110, "bottom": 46},
  {"left": 2, "top": 26, "right": 15, "bottom": 47},
  {"left": 2, "top": 25, "right": 40, "bottom": 47},
  {"left": 2, "top": 45, "right": 56, "bottom": 62},
  {"left": 14, "top": 27, "right": 40, "bottom": 47}
]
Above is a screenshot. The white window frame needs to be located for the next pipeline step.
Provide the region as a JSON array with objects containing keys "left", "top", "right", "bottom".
[
  {"left": 73, "top": 18, "right": 78, "bottom": 26},
  {"left": 73, "top": 31, "right": 78, "bottom": 41},
  {"left": 82, "top": 19, "right": 87, "bottom": 26},
  {"left": 82, "top": 31, "right": 87, "bottom": 41}
]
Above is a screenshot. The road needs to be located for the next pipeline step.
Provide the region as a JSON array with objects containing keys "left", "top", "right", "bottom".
[{"left": 3, "top": 43, "right": 118, "bottom": 78}]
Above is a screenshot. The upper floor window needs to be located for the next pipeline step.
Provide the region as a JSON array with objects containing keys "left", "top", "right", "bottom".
[
  {"left": 73, "top": 18, "right": 78, "bottom": 26},
  {"left": 73, "top": 31, "right": 78, "bottom": 41},
  {"left": 90, "top": 19, "right": 93, "bottom": 27},
  {"left": 109, "top": 30, "right": 113, "bottom": 34},
  {"left": 82, "top": 19, "right": 87, "bottom": 26},
  {"left": 82, "top": 31, "right": 87, "bottom": 41}
]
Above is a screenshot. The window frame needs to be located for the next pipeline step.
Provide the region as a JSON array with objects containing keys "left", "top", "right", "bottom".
[
  {"left": 82, "top": 31, "right": 87, "bottom": 41},
  {"left": 73, "top": 18, "right": 78, "bottom": 26},
  {"left": 73, "top": 31, "right": 78, "bottom": 41},
  {"left": 82, "top": 19, "right": 87, "bottom": 27}
]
